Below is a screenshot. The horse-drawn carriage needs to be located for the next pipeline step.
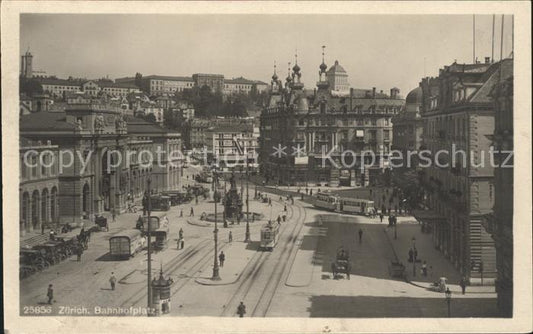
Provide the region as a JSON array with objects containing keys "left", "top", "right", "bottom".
[
  {"left": 95, "top": 215, "right": 109, "bottom": 232},
  {"left": 20, "top": 248, "right": 50, "bottom": 279},
  {"left": 331, "top": 247, "right": 351, "bottom": 279}
]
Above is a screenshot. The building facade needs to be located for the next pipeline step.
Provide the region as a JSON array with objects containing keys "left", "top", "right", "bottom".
[
  {"left": 484, "top": 60, "right": 513, "bottom": 316},
  {"left": 209, "top": 123, "right": 259, "bottom": 171},
  {"left": 260, "top": 56, "right": 404, "bottom": 187},
  {"left": 415, "top": 59, "right": 512, "bottom": 284},
  {"left": 192, "top": 73, "right": 225, "bottom": 93},
  {"left": 20, "top": 139, "right": 60, "bottom": 236},
  {"left": 327, "top": 60, "right": 349, "bottom": 93},
  {"left": 20, "top": 96, "right": 181, "bottom": 226},
  {"left": 392, "top": 86, "right": 424, "bottom": 167}
]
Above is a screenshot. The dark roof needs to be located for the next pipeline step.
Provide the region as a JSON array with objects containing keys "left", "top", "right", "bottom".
[
  {"left": 226, "top": 77, "right": 256, "bottom": 85},
  {"left": 97, "top": 81, "right": 139, "bottom": 89},
  {"left": 406, "top": 87, "right": 423, "bottom": 104},
  {"left": 208, "top": 123, "right": 253, "bottom": 133},
  {"left": 125, "top": 115, "right": 168, "bottom": 134},
  {"left": 469, "top": 59, "right": 513, "bottom": 103},
  {"left": 20, "top": 112, "right": 77, "bottom": 131},
  {"left": 143, "top": 75, "right": 193, "bottom": 82},
  {"left": 327, "top": 60, "right": 347, "bottom": 74},
  {"left": 37, "top": 78, "right": 83, "bottom": 86}
]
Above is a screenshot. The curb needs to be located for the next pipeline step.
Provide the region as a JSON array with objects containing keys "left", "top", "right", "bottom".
[{"left": 194, "top": 272, "right": 242, "bottom": 286}]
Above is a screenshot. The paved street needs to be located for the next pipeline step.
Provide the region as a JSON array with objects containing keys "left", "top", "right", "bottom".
[{"left": 20, "top": 167, "right": 497, "bottom": 317}]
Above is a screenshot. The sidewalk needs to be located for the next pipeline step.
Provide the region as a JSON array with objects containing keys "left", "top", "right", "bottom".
[
  {"left": 384, "top": 224, "right": 462, "bottom": 285},
  {"left": 195, "top": 240, "right": 257, "bottom": 286}
]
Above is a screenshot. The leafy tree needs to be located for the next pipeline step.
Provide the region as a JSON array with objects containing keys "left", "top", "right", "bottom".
[
  {"left": 141, "top": 113, "right": 157, "bottom": 123},
  {"left": 135, "top": 73, "right": 143, "bottom": 91}
]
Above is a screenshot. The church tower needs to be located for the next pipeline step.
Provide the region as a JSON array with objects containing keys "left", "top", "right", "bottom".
[
  {"left": 21, "top": 49, "right": 33, "bottom": 79},
  {"left": 316, "top": 45, "right": 330, "bottom": 91}
]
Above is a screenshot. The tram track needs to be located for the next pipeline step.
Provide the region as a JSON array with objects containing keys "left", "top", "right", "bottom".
[
  {"left": 220, "top": 200, "right": 306, "bottom": 317},
  {"left": 122, "top": 197, "right": 290, "bottom": 309},
  {"left": 252, "top": 203, "right": 307, "bottom": 317}
]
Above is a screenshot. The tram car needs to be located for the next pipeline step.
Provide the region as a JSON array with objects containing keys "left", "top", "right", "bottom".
[
  {"left": 338, "top": 198, "right": 375, "bottom": 216},
  {"left": 260, "top": 221, "right": 280, "bottom": 251},
  {"left": 312, "top": 193, "right": 375, "bottom": 216},
  {"left": 311, "top": 192, "right": 339, "bottom": 211},
  {"left": 109, "top": 229, "right": 145, "bottom": 259}
]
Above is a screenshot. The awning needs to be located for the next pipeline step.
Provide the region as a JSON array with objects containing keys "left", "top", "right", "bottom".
[{"left": 412, "top": 209, "right": 447, "bottom": 224}]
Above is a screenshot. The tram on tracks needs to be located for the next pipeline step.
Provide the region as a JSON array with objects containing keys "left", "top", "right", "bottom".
[
  {"left": 260, "top": 221, "right": 280, "bottom": 251},
  {"left": 109, "top": 229, "right": 145, "bottom": 259},
  {"left": 312, "top": 192, "right": 375, "bottom": 216}
]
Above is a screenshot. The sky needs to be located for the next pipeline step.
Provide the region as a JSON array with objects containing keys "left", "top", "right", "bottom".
[{"left": 20, "top": 14, "right": 513, "bottom": 96}]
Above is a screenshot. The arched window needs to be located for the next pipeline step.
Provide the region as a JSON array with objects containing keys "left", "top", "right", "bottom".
[
  {"left": 50, "top": 187, "right": 58, "bottom": 222},
  {"left": 22, "top": 192, "right": 30, "bottom": 227},
  {"left": 41, "top": 188, "right": 49, "bottom": 224},
  {"left": 31, "top": 190, "right": 40, "bottom": 229}
]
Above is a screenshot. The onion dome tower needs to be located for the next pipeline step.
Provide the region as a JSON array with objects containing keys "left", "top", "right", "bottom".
[
  {"left": 317, "top": 45, "right": 330, "bottom": 90},
  {"left": 271, "top": 62, "right": 282, "bottom": 94},
  {"left": 291, "top": 51, "right": 304, "bottom": 91}
]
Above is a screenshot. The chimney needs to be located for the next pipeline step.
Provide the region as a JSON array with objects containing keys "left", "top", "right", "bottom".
[
  {"left": 485, "top": 57, "right": 491, "bottom": 64},
  {"left": 372, "top": 87, "right": 376, "bottom": 98}
]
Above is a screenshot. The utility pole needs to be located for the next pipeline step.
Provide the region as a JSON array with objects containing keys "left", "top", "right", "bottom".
[
  {"left": 212, "top": 172, "right": 220, "bottom": 280},
  {"left": 245, "top": 141, "right": 251, "bottom": 242},
  {"left": 146, "top": 177, "right": 152, "bottom": 316}
]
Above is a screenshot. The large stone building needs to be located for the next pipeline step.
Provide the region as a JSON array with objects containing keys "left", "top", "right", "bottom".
[
  {"left": 259, "top": 56, "right": 404, "bottom": 186},
  {"left": 118, "top": 74, "right": 268, "bottom": 97},
  {"left": 483, "top": 59, "right": 513, "bottom": 316},
  {"left": 20, "top": 138, "right": 60, "bottom": 235},
  {"left": 208, "top": 123, "right": 259, "bottom": 171},
  {"left": 20, "top": 96, "right": 181, "bottom": 227},
  {"left": 415, "top": 59, "right": 512, "bottom": 285},
  {"left": 327, "top": 60, "right": 350, "bottom": 94},
  {"left": 392, "top": 86, "right": 424, "bottom": 167},
  {"left": 192, "top": 73, "right": 225, "bottom": 93}
]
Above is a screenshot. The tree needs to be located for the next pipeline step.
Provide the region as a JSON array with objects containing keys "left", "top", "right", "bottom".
[
  {"left": 142, "top": 113, "right": 157, "bottom": 123},
  {"left": 135, "top": 73, "right": 143, "bottom": 90}
]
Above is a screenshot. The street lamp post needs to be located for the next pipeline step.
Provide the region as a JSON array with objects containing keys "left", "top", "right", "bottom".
[
  {"left": 244, "top": 147, "right": 250, "bottom": 243},
  {"left": 412, "top": 236, "right": 416, "bottom": 277},
  {"left": 445, "top": 287, "right": 452, "bottom": 317},
  {"left": 212, "top": 172, "right": 221, "bottom": 280},
  {"left": 146, "top": 177, "right": 153, "bottom": 316}
]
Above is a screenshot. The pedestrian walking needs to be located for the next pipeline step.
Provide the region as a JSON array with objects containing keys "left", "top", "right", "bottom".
[
  {"left": 305, "top": 187, "right": 309, "bottom": 195},
  {"left": 41, "top": 222, "right": 45, "bottom": 235},
  {"left": 331, "top": 262, "right": 337, "bottom": 279},
  {"left": 76, "top": 245, "right": 83, "bottom": 261},
  {"left": 179, "top": 228, "right": 184, "bottom": 240},
  {"left": 180, "top": 209, "right": 183, "bottom": 217},
  {"left": 460, "top": 276, "right": 467, "bottom": 295},
  {"left": 379, "top": 214, "right": 384, "bottom": 223},
  {"left": 422, "top": 261, "right": 428, "bottom": 276},
  {"left": 112, "top": 209, "right": 116, "bottom": 223},
  {"left": 358, "top": 228, "right": 363, "bottom": 244},
  {"left": 310, "top": 189, "right": 313, "bottom": 196},
  {"left": 229, "top": 231, "right": 233, "bottom": 243},
  {"left": 47, "top": 284, "right": 54, "bottom": 304},
  {"left": 284, "top": 204, "right": 287, "bottom": 212},
  {"left": 190, "top": 207, "right": 194, "bottom": 216},
  {"left": 237, "top": 302, "right": 246, "bottom": 317},
  {"left": 109, "top": 273, "right": 117, "bottom": 291},
  {"left": 408, "top": 248, "right": 414, "bottom": 262},
  {"left": 219, "top": 251, "right": 225, "bottom": 267},
  {"left": 414, "top": 248, "right": 418, "bottom": 262},
  {"left": 180, "top": 238, "right": 185, "bottom": 249},
  {"left": 277, "top": 215, "right": 282, "bottom": 225}
]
